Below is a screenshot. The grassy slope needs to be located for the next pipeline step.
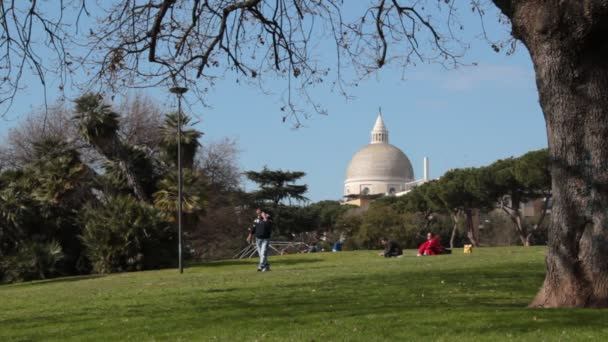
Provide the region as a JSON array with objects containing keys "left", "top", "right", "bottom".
[{"left": 1, "top": 247, "right": 607, "bottom": 341}]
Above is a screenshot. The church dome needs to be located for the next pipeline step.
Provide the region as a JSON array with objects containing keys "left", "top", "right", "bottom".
[
  {"left": 344, "top": 111, "right": 415, "bottom": 197},
  {"left": 345, "top": 143, "right": 414, "bottom": 182}
]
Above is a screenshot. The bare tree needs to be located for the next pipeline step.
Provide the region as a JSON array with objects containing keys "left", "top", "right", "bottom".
[
  {"left": 0, "top": 1, "right": 87, "bottom": 113},
  {"left": 0, "top": 93, "right": 164, "bottom": 168},
  {"left": 0, "top": 104, "right": 77, "bottom": 168},
  {"left": 117, "top": 93, "right": 164, "bottom": 149},
  {"left": 196, "top": 137, "right": 242, "bottom": 191},
  {"left": 2, "top": 1, "right": 464, "bottom": 121}
]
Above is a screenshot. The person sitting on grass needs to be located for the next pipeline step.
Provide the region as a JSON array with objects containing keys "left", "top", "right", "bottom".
[
  {"left": 378, "top": 237, "right": 403, "bottom": 258},
  {"left": 332, "top": 241, "right": 343, "bottom": 252},
  {"left": 304, "top": 242, "right": 320, "bottom": 253},
  {"left": 417, "top": 232, "right": 448, "bottom": 256}
]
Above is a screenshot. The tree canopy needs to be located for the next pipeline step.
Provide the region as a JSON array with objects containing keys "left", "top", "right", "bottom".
[{"left": 245, "top": 167, "right": 308, "bottom": 206}]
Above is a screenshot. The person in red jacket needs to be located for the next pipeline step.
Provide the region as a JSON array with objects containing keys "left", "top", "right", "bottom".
[{"left": 417, "top": 232, "right": 445, "bottom": 256}]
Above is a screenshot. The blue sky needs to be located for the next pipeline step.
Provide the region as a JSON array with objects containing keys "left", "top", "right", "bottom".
[{"left": 0, "top": 2, "right": 547, "bottom": 202}]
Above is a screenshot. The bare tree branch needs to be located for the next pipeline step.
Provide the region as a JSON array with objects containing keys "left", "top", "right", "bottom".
[{"left": 2, "top": 0, "right": 473, "bottom": 124}]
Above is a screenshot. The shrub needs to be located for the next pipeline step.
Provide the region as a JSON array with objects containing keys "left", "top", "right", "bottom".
[
  {"left": 81, "top": 195, "right": 175, "bottom": 274},
  {"left": 0, "top": 241, "right": 64, "bottom": 282}
]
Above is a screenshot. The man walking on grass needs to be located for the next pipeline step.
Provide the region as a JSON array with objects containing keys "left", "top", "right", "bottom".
[{"left": 247, "top": 208, "right": 272, "bottom": 272}]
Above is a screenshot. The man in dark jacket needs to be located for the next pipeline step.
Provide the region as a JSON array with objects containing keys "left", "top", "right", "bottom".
[
  {"left": 249, "top": 209, "right": 272, "bottom": 271},
  {"left": 379, "top": 237, "right": 403, "bottom": 257}
]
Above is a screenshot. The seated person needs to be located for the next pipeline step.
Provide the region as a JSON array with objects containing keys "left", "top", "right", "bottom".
[
  {"left": 305, "top": 242, "right": 320, "bottom": 253},
  {"left": 417, "top": 232, "right": 446, "bottom": 256},
  {"left": 379, "top": 237, "right": 403, "bottom": 257}
]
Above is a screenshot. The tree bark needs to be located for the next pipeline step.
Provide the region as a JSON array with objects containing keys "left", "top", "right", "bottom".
[
  {"left": 464, "top": 208, "right": 480, "bottom": 247},
  {"left": 526, "top": 195, "right": 552, "bottom": 246},
  {"left": 450, "top": 212, "right": 460, "bottom": 249},
  {"left": 497, "top": 0, "right": 608, "bottom": 307},
  {"left": 533, "top": 195, "right": 551, "bottom": 231},
  {"left": 501, "top": 197, "right": 530, "bottom": 246}
]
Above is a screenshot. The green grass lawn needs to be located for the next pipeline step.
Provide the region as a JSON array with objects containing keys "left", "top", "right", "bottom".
[{"left": 1, "top": 247, "right": 607, "bottom": 341}]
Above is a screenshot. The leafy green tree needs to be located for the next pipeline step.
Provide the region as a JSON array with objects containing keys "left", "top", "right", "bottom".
[
  {"left": 27, "top": 138, "right": 94, "bottom": 206},
  {"left": 337, "top": 213, "right": 364, "bottom": 250},
  {"left": 245, "top": 167, "right": 309, "bottom": 237},
  {"left": 0, "top": 94, "right": 213, "bottom": 282},
  {"left": 74, "top": 94, "right": 153, "bottom": 202},
  {"left": 484, "top": 149, "right": 551, "bottom": 246},
  {"left": 272, "top": 205, "right": 318, "bottom": 237},
  {"left": 244, "top": 167, "right": 308, "bottom": 206},
  {"left": 81, "top": 195, "right": 175, "bottom": 273},
  {"left": 159, "top": 112, "right": 203, "bottom": 169},
  {"left": 153, "top": 170, "right": 206, "bottom": 222},
  {"left": 376, "top": 183, "right": 462, "bottom": 249},
  {"left": 435, "top": 168, "right": 495, "bottom": 248},
  {"left": 0, "top": 139, "right": 92, "bottom": 282},
  {"left": 0, "top": 172, "right": 35, "bottom": 274},
  {"left": 303, "top": 200, "right": 354, "bottom": 232},
  {"left": 0, "top": 241, "right": 64, "bottom": 282},
  {"left": 513, "top": 150, "right": 552, "bottom": 233},
  {"left": 356, "top": 201, "right": 426, "bottom": 249},
  {"left": 391, "top": 182, "right": 445, "bottom": 226},
  {"left": 25, "top": 138, "right": 93, "bottom": 274}
]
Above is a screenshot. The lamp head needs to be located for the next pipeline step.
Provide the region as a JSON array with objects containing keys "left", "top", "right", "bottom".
[{"left": 169, "top": 87, "right": 189, "bottom": 95}]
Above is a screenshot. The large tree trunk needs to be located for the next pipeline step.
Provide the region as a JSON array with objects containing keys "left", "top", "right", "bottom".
[{"left": 495, "top": 0, "right": 608, "bottom": 307}]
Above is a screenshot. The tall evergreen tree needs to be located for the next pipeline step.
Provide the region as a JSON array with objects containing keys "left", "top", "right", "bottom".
[
  {"left": 244, "top": 167, "right": 308, "bottom": 206},
  {"left": 245, "top": 167, "right": 308, "bottom": 237}
]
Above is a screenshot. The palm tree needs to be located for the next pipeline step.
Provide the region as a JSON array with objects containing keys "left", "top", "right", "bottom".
[
  {"left": 73, "top": 94, "right": 120, "bottom": 155},
  {"left": 81, "top": 194, "right": 174, "bottom": 273},
  {"left": 159, "top": 112, "right": 203, "bottom": 169},
  {"left": 153, "top": 169, "right": 206, "bottom": 221},
  {"left": 100, "top": 145, "right": 162, "bottom": 200},
  {"left": 0, "top": 240, "right": 64, "bottom": 282},
  {"left": 0, "top": 156, "right": 79, "bottom": 282},
  {"left": 73, "top": 94, "right": 150, "bottom": 202},
  {"left": 27, "top": 137, "right": 93, "bottom": 206},
  {"left": 0, "top": 175, "right": 32, "bottom": 250}
]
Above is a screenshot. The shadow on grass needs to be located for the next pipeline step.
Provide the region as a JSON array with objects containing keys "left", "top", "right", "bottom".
[
  {"left": 193, "top": 262, "right": 538, "bottom": 311},
  {"left": 198, "top": 257, "right": 324, "bottom": 268},
  {"left": 4, "top": 259, "right": 607, "bottom": 340},
  {"left": 1, "top": 258, "right": 324, "bottom": 290},
  {"left": 184, "top": 264, "right": 607, "bottom": 336},
  {"left": 2, "top": 274, "right": 107, "bottom": 288}
]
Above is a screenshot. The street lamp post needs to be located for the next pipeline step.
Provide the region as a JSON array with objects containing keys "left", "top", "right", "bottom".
[{"left": 169, "top": 86, "right": 188, "bottom": 274}]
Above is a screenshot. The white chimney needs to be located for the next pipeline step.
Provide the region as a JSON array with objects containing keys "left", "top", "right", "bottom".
[{"left": 423, "top": 157, "right": 429, "bottom": 181}]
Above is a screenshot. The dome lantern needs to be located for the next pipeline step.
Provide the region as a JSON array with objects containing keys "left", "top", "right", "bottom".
[{"left": 370, "top": 109, "right": 388, "bottom": 144}]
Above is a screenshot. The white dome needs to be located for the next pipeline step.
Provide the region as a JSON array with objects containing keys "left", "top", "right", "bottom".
[
  {"left": 345, "top": 143, "right": 414, "bottom": 182},
  {"left": 343, "top": 112, "right": 416, "bottom": 197}
]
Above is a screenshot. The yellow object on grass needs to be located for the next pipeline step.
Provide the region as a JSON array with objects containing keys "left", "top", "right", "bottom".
[{"left": 463, "top": 244, "right": 473, "bottom": 254}]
